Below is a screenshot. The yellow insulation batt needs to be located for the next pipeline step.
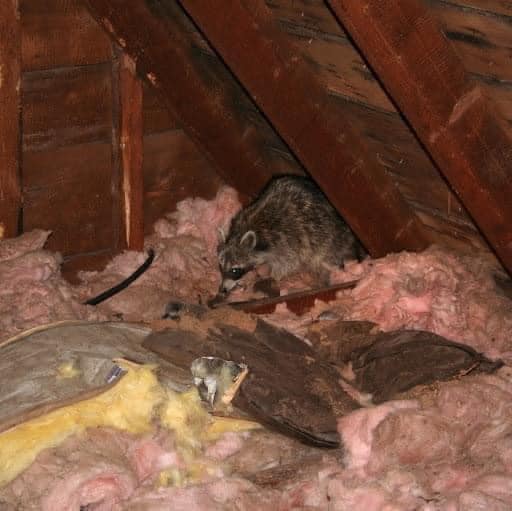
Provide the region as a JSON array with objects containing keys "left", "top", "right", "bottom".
[{"left": 0, "top": 360, "right": 259, "bottom": 488}]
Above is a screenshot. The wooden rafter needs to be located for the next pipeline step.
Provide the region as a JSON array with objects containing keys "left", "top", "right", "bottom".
[
  {"left": 0, "top": 0, "right": 22, "bottom": 239},
  {"left": 176, "top": 0, "right": 430, "bottom": 257},
  {"left": 327, "top": 0, "right": 512, "bottom": 273},
  {"left": 82, "top": 0, "right": 277, "bottom": 198}
]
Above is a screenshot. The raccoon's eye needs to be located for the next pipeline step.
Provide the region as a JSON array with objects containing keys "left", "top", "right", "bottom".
[{"left": 228, "top": 267, "right": 245, "bottom": 280}]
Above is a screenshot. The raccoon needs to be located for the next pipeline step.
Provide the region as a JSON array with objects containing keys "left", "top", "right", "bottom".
[{"left": 217, "top": 174, "right": 365, "bottom": 295}]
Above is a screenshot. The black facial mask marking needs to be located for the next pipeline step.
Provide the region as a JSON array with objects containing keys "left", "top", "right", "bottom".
[{"left": 223, "top": 265, "right": 255, "bottom": 281}]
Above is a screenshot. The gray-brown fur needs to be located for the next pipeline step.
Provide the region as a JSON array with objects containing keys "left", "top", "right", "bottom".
[{"left": 217, "top": 175, "right": 365, "bottom": 294}]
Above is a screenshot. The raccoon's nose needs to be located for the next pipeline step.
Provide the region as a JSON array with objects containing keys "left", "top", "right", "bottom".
[{"left": 219, "top": 278, "right": 237, "bottom": 295}]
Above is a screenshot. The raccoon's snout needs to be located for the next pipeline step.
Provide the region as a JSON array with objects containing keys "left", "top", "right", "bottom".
[
  {"left": 218, "top": 267, "right": 251, "bottom": 295},
  {"left": 218, "top": 277, "right": 239, "bottom": 296}
]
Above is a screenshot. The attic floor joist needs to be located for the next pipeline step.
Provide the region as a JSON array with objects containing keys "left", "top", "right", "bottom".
[
  {"left": 176, "top": 0, "right": 430, "bottom": 257},
  {"left": 0, "top": 0, "right": 22, "bottom": 238},
  {"left": 328, "top": 0, "right": 512, "bottom": 274},
  {"left": 83, "top": 0, "right": 278, "bottom": 198}
]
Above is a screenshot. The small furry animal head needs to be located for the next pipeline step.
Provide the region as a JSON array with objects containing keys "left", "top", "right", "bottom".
[{"left": 217, "top": 229, "right": 266, "bottom": 294}]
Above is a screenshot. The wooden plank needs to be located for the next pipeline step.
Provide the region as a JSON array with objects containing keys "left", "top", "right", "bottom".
[
  {"left": 82, "top": 0, "right": 282, "bottom": 197},
  {"left": 142, "top": 130, "right": 223, "bottom": 232},
  {"left": 21, "top": 0, "right": 111, "bottom": 71},
  {"left": 117, "top": 53, "right": 144, "bottom": 250},
  {"left": 431, "top": 0, "right": 512, "bottom": 25},
  {"left": 177, "top": 0, "right": 430, "bottom": 256},
  {"left": 143, "top": 82, "right": 180, "bottom": 134},
  {"left": 428, "top": 0, "right": 512, "bottom": 82},
  {"left": 328, "top": 0, "right": 512, "bottom": 273},
  {"left": 22, "top": 64, "right": 112, "bottom": 151},
  {"left": 144, "top": 317, "right": 356, "bottom": 446},
  {"left": 23, "top": 143, "right": 114, "bottom": 255},
  {"left": 223, "top": 280, "right": 359, "bottom": 315},
  {"left": 267, "top": 0, "right": 395, "bottom": 113},
  {"left": 0, "top": 0, "right": 22, "bottom": 239}
]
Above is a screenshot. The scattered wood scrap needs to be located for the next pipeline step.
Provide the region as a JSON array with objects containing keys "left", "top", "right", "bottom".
[
  {"left": 307, "top": 320, "right": 502, "bottom": 404},
  {"left": 144, "top": 309, "right": 501, "bottom": 447}
]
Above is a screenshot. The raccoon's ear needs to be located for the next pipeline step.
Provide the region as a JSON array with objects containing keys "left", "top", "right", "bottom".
[
  {"left": 240, "top": 230, "right": 257, "bottom": 250},
  {"left": 217, "top": 227, "right": 226, "bottom": 243}
]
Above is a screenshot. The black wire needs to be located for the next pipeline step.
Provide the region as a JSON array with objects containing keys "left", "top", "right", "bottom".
[{"left": 84, "top": 248, "right": 155, "bottom": 306}]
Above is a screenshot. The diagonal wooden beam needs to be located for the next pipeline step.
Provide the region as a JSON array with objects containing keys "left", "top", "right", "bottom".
[
  {"left": 176, "top": 0, "right": 429, "bottom": 257},
  {"left": 327, "top": 0, "right": 512, "bottom": 274},
  {"left": 0, "top": 0, "right": 22, "bottom": 239},
  {"left": 82, "top": 0, "right": 277, "bottom": 198}
]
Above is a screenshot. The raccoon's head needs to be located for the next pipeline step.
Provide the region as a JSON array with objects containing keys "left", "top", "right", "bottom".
[{"left": 217, "top": 229, "right": 266, "bottom": 295}]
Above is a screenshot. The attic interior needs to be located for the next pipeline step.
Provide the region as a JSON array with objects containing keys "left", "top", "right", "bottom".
[{"left": 1, "top": 0, "right": 512, "bottom": 508}]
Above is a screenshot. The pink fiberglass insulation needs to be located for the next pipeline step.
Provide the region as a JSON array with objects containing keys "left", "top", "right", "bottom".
[
  {"left": 264, "top": 246, "right": 512, "bottom": 363},
  {"left": 336, "top": 366, "right": 512, "bottom": 510},
  {"left": 6, "top": 372, "right": 512, "bottom": 510},
  {"left": 3, "top": 185, "right": 512, "bottom": 509},
  {"left": 74, "top": 186, "right": 241, "bottom": 321},
  {"left": 329, "top": 248, "right": 512, "bottom": 362},
  {"left": 0, "top": 186, "right": 241, "bottom": 342},
  {"left": 0, "top": 230, "right": 104, "bottom": 342}
]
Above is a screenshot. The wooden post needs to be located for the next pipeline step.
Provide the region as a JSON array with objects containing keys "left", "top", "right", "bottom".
[
  {"left": 118, "top": 52, "right": 144, "bottom": 250},
  {"left": 327, "top": 0, "right": 512, "bottom": 273},
  {"left": 0, "top": 0, "right": 22, "bottom": 239}
]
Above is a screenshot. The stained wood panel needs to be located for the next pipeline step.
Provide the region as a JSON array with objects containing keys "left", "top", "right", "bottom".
[
  {"left": 21, "top": 0, "right": 111, "bottom": 71},
  {"left": 0, "top": 0, "right": 22, "bottom": 238},
  {"left": 17, "top": 0, "right": 118, "bottom": 265},
  {"left": 267, "top": 0, "right": 393, "bottom": 112},
  {"left": 429, "top": 0, "right": 512, "bottom": 81},
  {"left": 428, "top": 0, "right": 512, "bottom": 138},
  {"left": 22, "top": 64, "right": 112, "bottom": 151},
  {"left": 143, "top": 130, "right": 223, "bottom": 232},
  {"left": 23, "top": 143, "right": 114, "bottom": 255},
  {"left": 143, "top": 83, "right": 180, "bottom": 134},
  {"left": 442, "top": 0, "right": 512, "bottom": 17}
]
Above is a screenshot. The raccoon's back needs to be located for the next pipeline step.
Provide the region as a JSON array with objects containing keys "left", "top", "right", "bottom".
[{"left": 231, "top": 175, "right": 358, "bottom": 260}]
